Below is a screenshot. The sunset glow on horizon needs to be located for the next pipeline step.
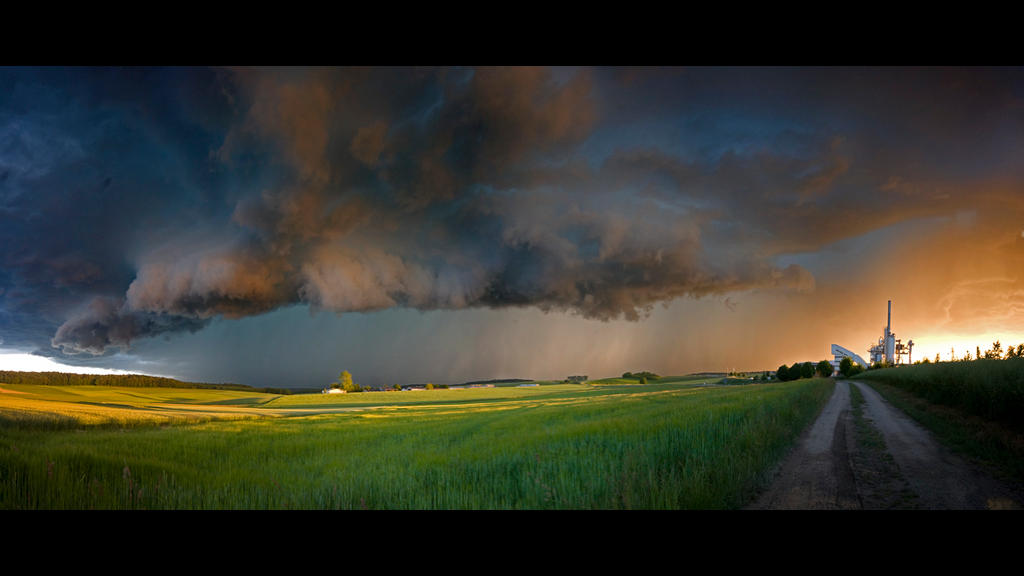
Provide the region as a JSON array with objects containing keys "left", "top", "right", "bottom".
[{"left": 0, "top": 352, "right": 155, "bottom": 376}]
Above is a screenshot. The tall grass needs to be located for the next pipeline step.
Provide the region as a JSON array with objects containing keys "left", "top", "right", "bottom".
[
  {"left": 852, "top": 359, "right": 1024, "bottom": 433},
  {"left": 0, "top": 378, "right": 833, "bottom": 509}
]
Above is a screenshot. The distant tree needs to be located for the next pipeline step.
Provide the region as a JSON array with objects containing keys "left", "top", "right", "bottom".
[
  {"left": 777, "top": 364, "right": 790, "bottom": 382},
  {"left": 839, "top": 357, "right": 853, "bottom": 378},
  {"left": 935, "top": 353, "right": 941, "bottom": 363},
  {"left": 393, "top": 383, "right": 403, "bottom": 391},
  {"left": 336, "top": 370, "right": 362, "bottom": 392},
  {"left": 627, "top": 371, "right": 660, "bottom": 381},
  {"left": 985, "top": 341, "right": 1003, "bottom": 360},
  {"left": 977, "top": 346, "right": 982, "bottom": 361},
  {"left": 816, "top": 360, "right": 834, "bottom": 377},
  {"left": 333, "top": 371, "right": 351, "bottom": 390},
  {"left": 639, "top": 376, "right": 647, "bottom": 384},
  {"left": 799, "top": 362, "right": 814, "bottom": 379},
  {"left": 922, "top": 357, "right": 930, "bottom": 364},
  {"left": 426, "top": 383, "right": 434, "bottom": 390}
]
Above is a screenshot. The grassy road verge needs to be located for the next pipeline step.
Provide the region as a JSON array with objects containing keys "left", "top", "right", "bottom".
[{"left": 854, "top": 365, "right": 1024, "bottom": 484}]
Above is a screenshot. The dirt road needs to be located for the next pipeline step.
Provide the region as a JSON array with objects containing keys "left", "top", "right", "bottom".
[{"left": 748, "top": 380, "right": 1022, "bottom": 510}]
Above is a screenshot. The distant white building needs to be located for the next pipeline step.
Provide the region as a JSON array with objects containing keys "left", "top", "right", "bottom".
[{"left": 322, "top": 388, "right": 346, "bottom": 394}]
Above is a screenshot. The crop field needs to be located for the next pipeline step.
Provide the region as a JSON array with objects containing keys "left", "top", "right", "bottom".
[
  {"left": 853, "top": 359, "right": 1024, "bottom": 432},
  {"left": 0, "top": 377, "right": 833, "bottom": 509}
]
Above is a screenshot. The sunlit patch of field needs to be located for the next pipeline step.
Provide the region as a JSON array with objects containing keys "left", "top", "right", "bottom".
[
  {"left": 260, "top": 380, "right": 714, "bottom": 418},
  {"left": 0, "top": 384, "right": 281, "bottom": 426},
  {"left": 0, "top": 383, "right": 280, "bottom": 405},
  {"left": 261, "top": 383, "right": 593, "bottom": 409},
  {"left": 0, "top": 378, "right": 729, "bottom": 427},
  {"left": 0, "top": 394, "right": 265, "bottom": 426},
  {"left": 1, "top": 378, "right": 835, "bottom": 509},
  {"left": 589, "top": 375, "right": 714, "bottom": 386}
]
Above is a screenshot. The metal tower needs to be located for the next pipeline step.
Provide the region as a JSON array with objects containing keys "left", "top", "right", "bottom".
[{"left": 868, "top": 300, "right": 913, "bottom": 365}]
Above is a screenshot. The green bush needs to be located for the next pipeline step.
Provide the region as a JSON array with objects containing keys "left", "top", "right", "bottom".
[{"left": 777, "top": 365, "right": 790, "bottom": 381}]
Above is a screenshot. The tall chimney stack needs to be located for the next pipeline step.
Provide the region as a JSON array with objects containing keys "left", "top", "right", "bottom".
[{"left": 887, "top": 300, "right": 892, "bottom": 333}]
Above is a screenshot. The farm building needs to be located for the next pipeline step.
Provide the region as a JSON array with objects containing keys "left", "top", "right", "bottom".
[{"left": 322, "top": 388, "right": 346, "bottom": 394}]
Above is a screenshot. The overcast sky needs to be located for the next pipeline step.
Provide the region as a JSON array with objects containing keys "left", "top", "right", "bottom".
[{"left": 2, "top": 67, "right": 1023, "bottom": 388}]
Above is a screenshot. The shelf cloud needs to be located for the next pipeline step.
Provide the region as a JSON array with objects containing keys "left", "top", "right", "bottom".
[{"left": 3, "top": 67, "right": 1023, "bottom": 384}]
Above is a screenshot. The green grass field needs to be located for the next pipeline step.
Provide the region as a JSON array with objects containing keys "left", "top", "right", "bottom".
[{"left": 0, "top": 376, "right": 834, "bottom": 509}]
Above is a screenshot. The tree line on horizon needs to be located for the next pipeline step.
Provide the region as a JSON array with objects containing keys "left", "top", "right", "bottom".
[
  {"left": 921, "top": 341, "right": 1024, "bottom": 364},
  {"left": 622, "top": 371, "right": 660, "bottom": 384},
  {"left": 0, "top": 370, "right": 294, "bottom": 394},
  {"left": 776, "top": 360, "right": 835, "bottom": 382}
]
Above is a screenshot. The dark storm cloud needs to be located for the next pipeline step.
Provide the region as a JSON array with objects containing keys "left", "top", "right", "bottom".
[
  {"left": 0, "top": 67, "right": 236, "bottom": 355},
  {"left": 3, "top": 67, "right": 1023, "bottom": 361},
  {"left": 51, "top": 296, "right": 208, "bottom": 355}
]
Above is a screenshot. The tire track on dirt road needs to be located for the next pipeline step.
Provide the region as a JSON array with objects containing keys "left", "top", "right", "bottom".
[
  {"left": 849, "top": 380, "right": 1021, "bottom": 510},
  {"left": 748, "top": 379, "right": 1023, "bottom": 510},
  {"left": 748, "top": 380, "right": 860, "bottom": 509}
]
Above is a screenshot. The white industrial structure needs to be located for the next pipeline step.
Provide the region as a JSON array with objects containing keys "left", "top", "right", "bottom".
[
  {"left": 831, "top": 300, "right": 913, "bottom": 375},
  {"left": 830, "top": 343, "right": 870, "bottom": 374}
]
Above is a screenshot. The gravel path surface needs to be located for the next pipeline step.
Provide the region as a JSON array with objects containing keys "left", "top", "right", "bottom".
[
  {"left": 748, "top": 379, "right": 1023, "bottom": 510},
  {"left": 748, "top": 380, "right": 858, "bottom": 509}
]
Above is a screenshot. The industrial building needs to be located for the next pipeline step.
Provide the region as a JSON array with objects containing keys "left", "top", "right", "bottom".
[{"left": 831, "top": 300, "right": 913, "bottom": 375}]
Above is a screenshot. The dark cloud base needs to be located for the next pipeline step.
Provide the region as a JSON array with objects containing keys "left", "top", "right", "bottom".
[{"left": 2, "top": 67, "right": 1022, "bottom": 382}]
